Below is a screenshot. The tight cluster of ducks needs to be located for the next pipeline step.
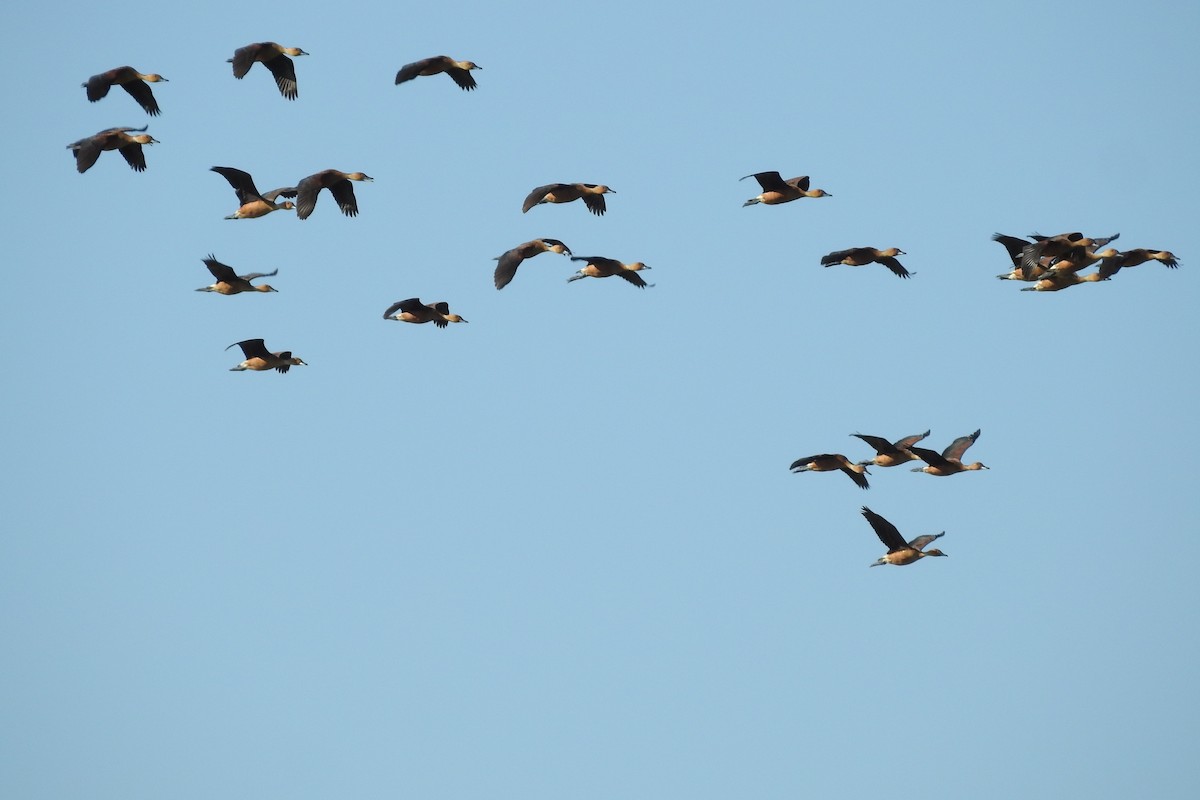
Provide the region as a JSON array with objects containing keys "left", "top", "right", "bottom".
[
  {"left": 992, "top": 231, "right": 1179, "bottom": 291},
  {"left": 69, "top": 42, "right": 1181, "bottom": 565},
  {"left": 789, "top": 430, "right": 987, "bottom": 566}
]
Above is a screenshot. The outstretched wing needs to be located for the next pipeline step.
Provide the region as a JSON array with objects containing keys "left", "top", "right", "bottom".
[
  {"left": 942, "top": 429, "right": 981, "bottom": 461},
  {"left": 263, "top": 54, "right": 299, "bottom": 99},
  {"left": 861, "top": 507, "right": 906, "bottom": 550}
]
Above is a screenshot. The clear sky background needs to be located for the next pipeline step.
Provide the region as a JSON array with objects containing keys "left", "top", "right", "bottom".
[{"left": 2, "top": 1, "right": 1198, "bottom": 797}]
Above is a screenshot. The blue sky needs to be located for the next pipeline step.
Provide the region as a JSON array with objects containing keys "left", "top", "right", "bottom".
[{"left": 3, "top": 1, "right": 1199, "bottom": 797}]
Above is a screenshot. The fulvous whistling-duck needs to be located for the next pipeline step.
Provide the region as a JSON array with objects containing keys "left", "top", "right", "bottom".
[
  {"left": 67, "top": 126, "right": 157, "bottom": 173},
  {"left": 382, "top": 299, "right": 468, "bottom": 328},
  {"left": 494, "top": 238, "right": 572, "bottom": 290},
  {"left": 522, "top": 184, "right": 615, "bottom": 216},
  {"left": 741, "top": 172, "right": 831, "bottom": 206},
  {"left": 210, "top": 166, "right": 297, "bottom": 219},
  {"left": 195, "top": 255, "right": 278, "bottom": 295},
  {"left": 1018, "top": 231, "right": 1119, "bottom": 279},
  {"left": 910, "top": 430, "right": 989, "bottom": 476},
  {"left": 226, "top": 339, "right": 305, "bottom": 373},
  {"left": 567, "top": 256, "right": 652, "bottom": 288},
  {"left": 821, "top": 247, "right": 913, "bottom": 279},
  {"left": 861, "top": 507, "right": 948, "bottom": 567},
  {"left": 852, "top": 430, "right": 931, "bottom": 468},
  {"left": 82, "top": 66, "right": 167, "bottom": 116},
  {"left": 788, "top": 453, "right": 870, "bottom": 490},
  {"left": 295, "top": 170, "right": 373, "bottom": 219},
  {"left": 394, "top": 56, "right": 482, "bottom": 90},
  {"left": 1100, "top": 249, "right": 1180, "bottom": 272},
  {"left": 228, "top": 42, "right": 308, "bottom": 99}
]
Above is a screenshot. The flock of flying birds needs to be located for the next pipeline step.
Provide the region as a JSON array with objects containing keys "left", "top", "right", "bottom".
[{"left": 69, "top": 42, "right": 1181, "bottom": 567}]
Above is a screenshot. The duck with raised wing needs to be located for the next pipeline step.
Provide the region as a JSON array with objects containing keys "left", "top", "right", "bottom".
[
  {"left": 195, "top": 255, "right": 278, "bottom": 295},
  {"left": 382, "top": 299, "right": 468, "bottom": 328},
  {"left": 210, "top": 166, "right": 297, "bottom": 219},
  {"left": 852, "top": 430, "right": 930, "bottom": 468},
  {"left": 910, "top": 429, "right": 989, "bottom": 476},
  {"left": 226, "top": 339, "right": 305, "bottom": 373},
  {"left": 861, "top": 507, "right": 948, "bottom": 567},
  {"left": 741, "top": 171, "right": 831, "bottom": 206}
]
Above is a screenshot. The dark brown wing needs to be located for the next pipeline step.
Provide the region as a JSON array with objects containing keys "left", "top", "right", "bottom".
[
  {"left": 851, "top": 433, "right": 897, "bottom": 456},
  {"left": 229, "top": 44, "right": 259, "bottom": 78},
  {"left": 227, "top": 338, "right": 270, "bottom": 359},
  {"left": 786, "top": 175, "right": 812, "bottom": 191},
  {"left": 878, "top": 256, "right": 912, "bottom": 278},
  {"left": 494, "top": 249, "right": 524, "bottom": 290},
  {"left": 211, "top": 166, "right": 264, "bottom": 204},
  {"left": 894, "top": 430, "right": 931, "bottom": 450},
  {"left": 446, "top": 67, "right": 477, "bottom": 90},
  {"left": 395, "top": 57, "right": 437, "bottom": 85},
  {"left": 616, "top": 269, "right": 648, "bottom": 288},
  {"left": 118, "top": 143, "right": 148, "bottom": 172},
  {"left": 910, "top": 446, "right": 952, "bottom": 469},
  {"left": 120, "top": 80, "right": 160, "bottom": 115},
  {"left": 70, "top": 139, "right": 103, "bottom": 173},
  {"left": 861, "top": 507, "right": 907, "bottom": 551},
  {"left": 326, "top": 180, "right": 359, "bottom": 217},
  {"left": 295, "top": 174, "right": 322, "bottom": 219},
  {"left": 263, "top": 53, "right": 299, "bottom": 99},
  {"left": 789, "top": 455, "right": 821, "bottom": 471},
  {"left": 522, "top": 184, "right": 559, "bottom": 213},
  {"left": 842, "top": 466, "right": 870, "bottom": 489},
  {"left": 84, "top": 73, "right": 112, "bottom": 102},
  {"left": 582, "top": 193, "right": 607, "bottom": 216},
  {"left": 541, "top": 238, "right": 571, "bottom": 255},
  {"left": 991, "top": 234, "right": 1031, "bottom": 267},
  {"left": 821, "top": 248, "right": 863, "bottom": 266},
  {"left": 741, "top": 171, "right": 787, "bottom": 192},
  {"left": 942, "top": 430, "right": 980, "bottom": 461},
  {"left": 383, "top": 298, "right": 425, "bottom": 319},
  {"left": 203, "top": 255, "right": 238, "bottom": 283},
  {"left": 274, "top": 352, "right": 293, "bottom": 373}
]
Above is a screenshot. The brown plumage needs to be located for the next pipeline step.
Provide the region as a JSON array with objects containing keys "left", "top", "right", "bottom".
[
  {"left": 862, "top": 507, "right": 948, "bottom": 567},
  {"left": 295, "top": 170, "right": 373, "bottom": 220},
  {"left": 1100, "top": 249, "right": 1180, "bottom": 272},
  {"left": 226, "top": 339, "right": 305, "bottom": 373},
  {"left": 210, "top": 166, "right": 297, "bottom": 219},
  {"left": 522, "top": 184, "right": 615, "bottom": 216},
  {"left": 821, "top": 247, "right": 912, "bottom": 279},
  {"left": 1018, "top": 231, "right": 1120, "bottom": 279},
  {"left": 82, "top": 66, "right": 167, "bottom": 116},
  {"left": 910, "top": 430, "right": 989, "bottom": 476},
  {"left": 195, "top": 255, "right": 279, "bottom": 295},
  {"left": 852, "top": 430, "right": 930, "bottom": 468},
  {"left": 67, "top": 126, "right": 157, "bottom": 173},
  {"left": 567, "top": 256, "right": 652, "bottom": 288},
  {"left": 741, "top": 172, "right": 831, "bottom": 206},
  {"left": 494, "top": 239, "right": 572, "bottom": 290},
  {"left": 394, "top": 56, "right": 482, "bottom": 90},
  {"left": 788, "top": 453, "right": 870, "bottom": 490},
  {"left": 382, "top": 298, "right": 468, "bottom": 328},
  {"left": 228, "top": 42, "right": 308, "bottom": 99}
]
